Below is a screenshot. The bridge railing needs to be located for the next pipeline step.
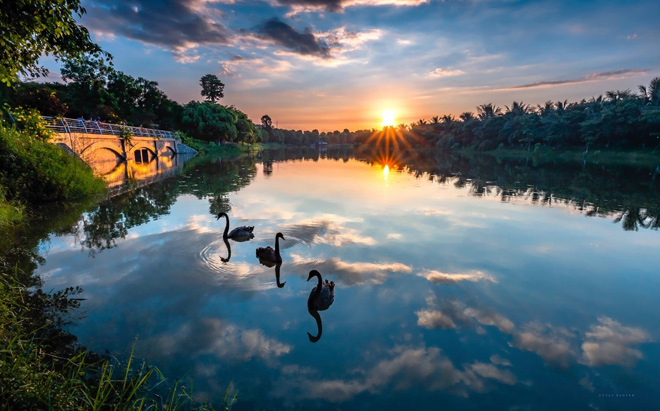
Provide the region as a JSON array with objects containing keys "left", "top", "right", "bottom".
[{"left": 41, "top": 116, "right": 179, "bottom": 140}]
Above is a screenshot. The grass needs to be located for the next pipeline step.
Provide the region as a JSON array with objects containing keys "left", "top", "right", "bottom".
[
  {"left": 0, "top": 188, "right": 22, "bottom": 228},
  {"left": 0, "top": 271, "right": 237, "bottom": 410}
]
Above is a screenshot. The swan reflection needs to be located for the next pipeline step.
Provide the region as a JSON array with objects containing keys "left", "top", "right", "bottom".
[
  {"left": 307, "top": 269, "right": 335, "bottom": 343},
  {"left": 256, "top": 232, "right": 285, "bottom": 267},
  {"left": 220, "top": 237, "right": 231, "bottom": 263},
  {"left": 274, "top": 262, "right": 286, "bottom": 288}
]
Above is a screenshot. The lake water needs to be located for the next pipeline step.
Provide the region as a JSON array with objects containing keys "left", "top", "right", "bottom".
[{"left": 36, "top": 148, "right": 660, "bottom": 409}]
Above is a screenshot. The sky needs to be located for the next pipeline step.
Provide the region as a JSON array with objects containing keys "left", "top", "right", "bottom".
[{"left": 46, "top": 0, "right": 660, "bottom": 131}]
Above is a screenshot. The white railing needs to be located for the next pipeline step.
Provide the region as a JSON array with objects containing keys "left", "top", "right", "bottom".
[{"left": 41, "top": 116, "right": 179, "bottom": 140}]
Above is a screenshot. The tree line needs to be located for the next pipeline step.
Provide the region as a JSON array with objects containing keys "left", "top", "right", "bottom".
[
  {"left": 400, "top": 80, "right": 660, "bottom": 152},
  {"left": 0, "top": 56, "right": 266, "bottom": 145}
]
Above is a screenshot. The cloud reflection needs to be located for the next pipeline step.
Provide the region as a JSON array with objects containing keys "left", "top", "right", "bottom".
[
  {"left": 147, "top": 318, "right": 292, "bottom": 365},
  {"left": 280, "top": 216, "right": 377, "bottom": 248},
  {"left": 418, "top": 269, "right": 496, "bottom": 285},
  {"left": 272, "top": 345, "right": 517, "bottom": 402},
  {"left": 290, "top": 254, "right": 412, "bottom": 285},
  {"left": 417, "top": 297, "right": 651, "bottom": 370},
  {"left": 416, "top": 299, "right": 513, "bottom": 334},
  {"left": 580, "top": 317, "right": 651, "bottom": 367},
  {"left": 510, "top": 323, "right": 577, "bottom": 369}
]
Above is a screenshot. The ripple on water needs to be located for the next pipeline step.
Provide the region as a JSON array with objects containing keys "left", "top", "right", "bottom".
[{"left": 197, "top": 238, "right": 276, "bottom": 291}]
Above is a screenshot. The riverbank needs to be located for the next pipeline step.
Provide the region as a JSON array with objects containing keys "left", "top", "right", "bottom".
[
  {"left": 461, "top": 146, "right": 660, "bottom": 167},
  {"left": 0, "top": 120, "right": 237, "bottom": 409}
]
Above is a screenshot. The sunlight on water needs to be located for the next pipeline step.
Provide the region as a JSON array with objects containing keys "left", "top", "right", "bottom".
[{"left": 36, "top": 151, "right": 660, "bottom": 409}]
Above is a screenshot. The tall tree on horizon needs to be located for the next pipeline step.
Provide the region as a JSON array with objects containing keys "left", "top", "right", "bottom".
[
  {"left": 261, "top": 114, "right": 273, "bottom": 139},
  {"left": 200, "top": 74, "right": 225, "bottom": 103}
]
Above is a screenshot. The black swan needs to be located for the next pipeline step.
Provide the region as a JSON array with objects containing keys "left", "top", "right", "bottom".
[
  {"left": 306, "top": 270, "right": 335, "bottom": 343},
  {"left": 307, "top": 270, "right": 335, "bottom": 311},
  {"left": 217, "top": 212, "right": 254, "bottom": 241}
]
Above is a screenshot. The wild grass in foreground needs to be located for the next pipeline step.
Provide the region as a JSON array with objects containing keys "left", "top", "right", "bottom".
[{"left": 0, "top": 271, "right": 237, "bottom": 410}]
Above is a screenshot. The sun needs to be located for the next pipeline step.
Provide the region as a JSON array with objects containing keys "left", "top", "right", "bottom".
[{"left": 381, "top": 109, "right": 396, "bottom": 127}]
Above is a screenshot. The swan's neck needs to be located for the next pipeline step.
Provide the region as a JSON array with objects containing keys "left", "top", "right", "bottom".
[
  {"left": 312, "top": 272, "right": 322, "bottom": 293},
  {"left": 274, "top": 235, "right": 281, "bottom": 255},
  {"left": 222, "top": 214, "right": 230, "bottom": 237}
]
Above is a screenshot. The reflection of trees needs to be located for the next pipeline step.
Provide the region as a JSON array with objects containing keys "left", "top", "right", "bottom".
[
  {"left": 81, "top": 179, "right": 179, "bottom": 254},
  {"left": 77, "top": 147, "right": 359, "bottom": 255},
  {"left": 357, "top": 145, "right": 660, "bottom": 231},
  {"left": 614, "top": 208, "right": 660, "bottom": 231}
]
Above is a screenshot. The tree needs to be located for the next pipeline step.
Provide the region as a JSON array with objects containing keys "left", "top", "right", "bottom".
[
  {"left": 1, "top": 0, "right": 109, "bottom": 85},
  {"left": 199, "top": 74, "right": 225, "bottom": 103},
  {"left": 180, "top": 101, "right": 237, "bottom": 142},
  {"left": 261, "top": 114, "right": 273, "bottom": 139},
  {"left": 60, "top": 55, "right": 116, "bottom": 119}
]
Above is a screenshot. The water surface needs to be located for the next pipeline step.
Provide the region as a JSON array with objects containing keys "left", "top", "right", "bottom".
[{"left": 37, "top": 150, "right": 660, "bottom": 409}]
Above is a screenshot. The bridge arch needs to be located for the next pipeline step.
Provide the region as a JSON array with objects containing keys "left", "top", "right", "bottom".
[
  {"left": 80, "top": 141, "right": 126, "bottom": 161},
  {"left": 160, "top": 145, "right": 177, "bottom": 157},
  {"left": 127, "top": 144, "right": 158, "bottom": 164}
]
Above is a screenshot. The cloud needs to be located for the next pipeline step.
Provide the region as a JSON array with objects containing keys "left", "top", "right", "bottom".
[
  {"left": 510, "top": 69, "right": 648, "bottom": 90},
  {"left": 83, "top": 0, "right": 231, "bottom": 57},
  {"left": 418, "top": 269, "right": 497, "bottom": 285},
  {"left": 290, "top": 254, "right": 412, "bottom": 285},
  {"left": 580, "top": 317, "right": 651, "bottom": 367},
  {"left": 319, "top": 27, "right": 383, "bottom": 53},
  {"left": 256, "top": 18, "right": 330, "bottom": 58},
  {"left": 276, "top": 0, "right": 429, "bottom": 15},
  {"left": 429, "top": 68, "right": 465, "bottom": 78},
  {"left": 272, "top": 345, "right": 516, "bottom": 401}
]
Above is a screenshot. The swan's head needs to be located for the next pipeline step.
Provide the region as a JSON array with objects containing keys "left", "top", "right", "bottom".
[
  {"left": 276, "top": 232, "right": 285, "bottom": 241},
  {"left": 216, "top": 212, "right": 227, "bottom": 220},
  {"left": 307, "top": 269, "right": 321, "bottom": 282}
]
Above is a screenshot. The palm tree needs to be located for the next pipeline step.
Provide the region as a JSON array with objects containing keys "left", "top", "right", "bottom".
[
  {"left": 441, "top": 114, "right": 455, "bottom": 124},
  {"left": 649, "top": 77, "right": 660, "bottom": 105},
  {"left": 504, "top": 101, "right": 529, "bottom": 117},
  {"left": 459, "top": 112, "right": 475, "bottom": 122},
  {"left": 476, "top": 103, "right": 501, "bottom": 120},
  {"left": 639, "top": 85, "right": 649, "bottom": 103}
]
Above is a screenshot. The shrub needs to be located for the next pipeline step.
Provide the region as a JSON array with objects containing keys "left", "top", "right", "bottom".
[{"left": 0, "top": 120, "right": 106, "bottom": 202}]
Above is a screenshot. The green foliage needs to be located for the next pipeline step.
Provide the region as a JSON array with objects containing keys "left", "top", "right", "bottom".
[
  {"left": 0, "top": 188, "right": 23, "bottom": 228},
  {"left": 2, "top": 104, "right": 53, "bottom": 141},
  {"left": 181, "top": 101, "right": 239, "bottom": 142},
  {"left": 0, "top": 120, "right": 106, "bottom": 202},
  {"left": 200, "top": 74, "right": 225, "bottom": 103},
  {"left": 120, "top": 125, "right": 134, "bottom": 145},
  {"left": 0, "top": 0, "right": 110, "bottom": 85},
  {"left": 176, "top": 131, "right": 206, "bottom": 152}
]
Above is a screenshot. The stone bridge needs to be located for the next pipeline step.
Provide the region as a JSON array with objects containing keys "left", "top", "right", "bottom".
[
  {"left": 52, "top": 132, "right": 180, "bottom": 164},
  {"left": 43, "top": 116, "right": 196, "bottom": 166}
]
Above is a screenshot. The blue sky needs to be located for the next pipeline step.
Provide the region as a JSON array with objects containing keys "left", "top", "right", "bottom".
[{"left": 53, "top": 0, "right": 660, "bottom": 130}]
